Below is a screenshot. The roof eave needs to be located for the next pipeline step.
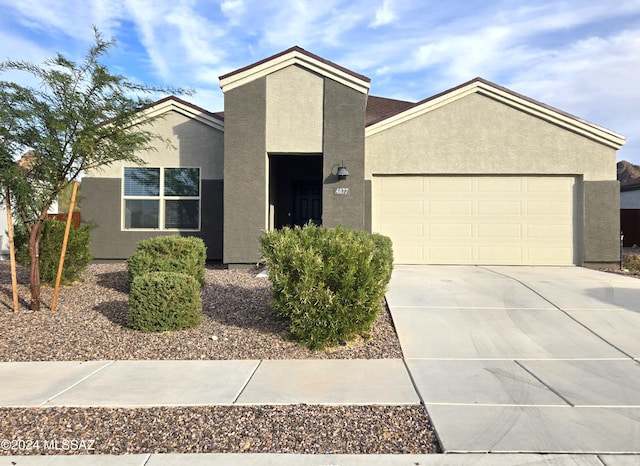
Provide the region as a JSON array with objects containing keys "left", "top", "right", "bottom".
[
  {"left": 219, "top": 46, "right": 371, "bottom": 95},
  {"left": 136, "top": 96, "right": 224, "bottom": 131}
]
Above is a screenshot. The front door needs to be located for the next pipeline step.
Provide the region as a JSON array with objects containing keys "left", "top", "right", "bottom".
[{"left": 292, "top": 181, "right": 322, "bottom": 226}]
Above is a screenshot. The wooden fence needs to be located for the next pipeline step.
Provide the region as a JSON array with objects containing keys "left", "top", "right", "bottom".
[{"left": 45, "top": 212, "right": 81, "bottom": 229}]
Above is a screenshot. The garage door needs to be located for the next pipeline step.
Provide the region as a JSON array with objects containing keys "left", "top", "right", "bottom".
[{"left": 372, "top": 176, "right": 576, "bottom": 265}]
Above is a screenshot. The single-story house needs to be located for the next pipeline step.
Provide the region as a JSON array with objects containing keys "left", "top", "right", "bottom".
[
  {"left": 621, "top": 180, "right": 640, "bottom": 247},
  {"left": 82, "top": 46, "right": 626, "bottom": 269}
]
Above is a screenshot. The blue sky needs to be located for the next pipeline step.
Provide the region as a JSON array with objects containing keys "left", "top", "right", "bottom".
[{"left": 1, "top": 0, "right": 639, "bottom": 164}]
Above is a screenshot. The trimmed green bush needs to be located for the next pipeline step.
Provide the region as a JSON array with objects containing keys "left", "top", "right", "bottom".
[
  {"left": 128, "top": 271, "right": 202, "bottom": 332},
  {"left": 15, "top": 218, "right": 93, "bottom": 285},
  {"left": 127, "top": 235, "right": 206, "bottom": 286},
  {"left": 623, "top": 253, "right": 640, "bottom": 271},
  {"left": 260, "top": 224, "right": 394, "bottom": 349}
]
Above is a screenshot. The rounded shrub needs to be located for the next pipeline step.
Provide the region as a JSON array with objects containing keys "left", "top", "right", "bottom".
[
  {"left": 15, "top": 218, "right": 94, "bottom": 285},
  {"left": 623, "top": 253, "right": 640, "bottom": 271},
  {"left": 128, "top": 271, "right": 202, "bottom": 332},
  {"left": 127, "top": 235, "right": 206, "bottom": 287},
  {"left": 260, "top": 224, "right": 394, "bottom": 349}
]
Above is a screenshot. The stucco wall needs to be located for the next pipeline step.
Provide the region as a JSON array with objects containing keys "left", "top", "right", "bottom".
[
  {"left": 621, "top": 189, "right": 640, "bottom": 209},
  {"left": 223, "top": 78, "right": 267, "bottom": 265},
  {"left": 86, "top": 110, "right": 224, "bottom": 180},
  {"left": 365, "top": 93, "right": 616, "bottom": 181},
  {"left": 82, "top": 178, "right": 223, "bottom": 260},
  {"left": 583, "top": 180, "right": 620, "bottom": 267},
  {"left": 322, "top": 78, "right": 366, "bottom": 230},
  {"left": 266, "top": 65, "right": 323, "bottom": 153}
]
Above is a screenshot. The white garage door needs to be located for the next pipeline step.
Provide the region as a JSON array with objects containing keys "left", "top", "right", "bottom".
[{"left": 372, "top": 176, "right": 576, "bottom": 265}]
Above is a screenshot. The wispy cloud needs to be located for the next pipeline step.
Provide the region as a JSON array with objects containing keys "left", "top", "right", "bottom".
[
  {"left": 0, "top": 0, "right": 638, "bottom": 159},
  {"left": 370, "top": 0, "right": 397, "bottom": 27}
]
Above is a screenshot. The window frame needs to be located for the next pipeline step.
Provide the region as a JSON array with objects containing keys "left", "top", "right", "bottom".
[{"left": 122, "top": 166, "right": 202, "bottom": 232}]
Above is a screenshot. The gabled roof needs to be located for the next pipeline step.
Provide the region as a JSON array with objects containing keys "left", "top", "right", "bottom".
[
  {"left": 219, "top": 46, "right": 371, "bottom": 95},
  {"left": 141, "top": 96, "right": 224, "bottom": 131},
  {"left": 366, "top": 77, "right": 626, "bottom": 150}
]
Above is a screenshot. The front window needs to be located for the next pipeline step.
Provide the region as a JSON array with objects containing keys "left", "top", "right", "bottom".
[{"left": 123, "top": 167, "right": 200, "bottom": 230}]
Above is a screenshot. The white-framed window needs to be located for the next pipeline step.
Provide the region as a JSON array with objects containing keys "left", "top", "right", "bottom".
[{"left": 123, "top": 167, "right": 201, "bottom": 231}]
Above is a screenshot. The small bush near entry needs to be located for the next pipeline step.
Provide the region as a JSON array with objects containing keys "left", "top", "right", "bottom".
[
  {"left": 127, "top": 235, "right": 206, "bottom": 286},
  {"left": 623, "top": 253, "right": 640, "bottom": 271},
  {"left": 260, "top": 224, "right": 394, "bottom": 350},
  {"left": 128, "top": 272, "right": 202, "bottom": 332},
  {"left": 14, "top": 218, "right": 93, "bottom": 285}
]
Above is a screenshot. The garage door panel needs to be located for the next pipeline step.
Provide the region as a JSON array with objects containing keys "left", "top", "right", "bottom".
[
  {"left": 430, "top": 200, "right": 473, "bottom": 215},
  {"left": 528, "top": 247, "right": 573, "bottom": 265},
  {"left": 429, "top": 224, "right": 473, "bottom": 238},
  {"left": 373, "top": 176, "right": 575, "bottom": 265},
  {"left": 528, "top": 201, "right": 571, "bottom": 216},
  {"left": 379, "top": 222, "right": 423, "bottom": 237},
  {"left": 379, "top": 200, "right": 424, "bottom": 216},
  {"left": 527, "top": 177, "right": 572, "bottom": 192},
  {"left": 477, "top": 224, "right": 522, "bottom": 238},
  {"left": 477, "top": 201, "right": 521, "bottom": 215},
  {"left": 395, "top": 246, "right": 425, "bottom": 263},
  {"left": 527, "top": 224, "right": 571, "bottom": 239},
  {"left": 428, "top": 246, "right": 474, "bottom": 262},
  {"left": 477, "top": 177, "right": 522, "bottom": 192},
  {"left": 477, "top": 246, "right": 522, "bottom": 263},
  {"left": 379, "top": 176, "right": 425, "bottom": 193},
  {"left": 429, "top": 177, "right": 473, "bottom": 192}
]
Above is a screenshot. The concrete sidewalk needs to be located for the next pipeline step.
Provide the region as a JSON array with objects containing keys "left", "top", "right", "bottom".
[{"left": 0, "top": 359, "right": 418, "bottom": 407}]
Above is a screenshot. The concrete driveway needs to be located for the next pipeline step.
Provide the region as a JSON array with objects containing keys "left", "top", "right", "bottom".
[{"left": 387, "top": 265, "right": 640, "bottom": 454}]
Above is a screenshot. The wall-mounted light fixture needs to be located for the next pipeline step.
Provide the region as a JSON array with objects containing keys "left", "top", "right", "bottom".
[{"left": 336, "top": 161, "right": 349, "bottom": 180}]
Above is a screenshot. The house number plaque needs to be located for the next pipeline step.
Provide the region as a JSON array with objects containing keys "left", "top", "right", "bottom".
[{"left": 334, "top": 187, "right": 350, "bottom": 196}]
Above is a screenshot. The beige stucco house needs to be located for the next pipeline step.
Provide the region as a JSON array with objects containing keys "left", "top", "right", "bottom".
[{"left": 82, "top": 46, "right": 626, "bottom": 268}]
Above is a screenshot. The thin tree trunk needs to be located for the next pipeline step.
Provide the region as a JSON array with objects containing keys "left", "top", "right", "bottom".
[{"left": 28, "top": 219, "right": 43, "bottom": 312}]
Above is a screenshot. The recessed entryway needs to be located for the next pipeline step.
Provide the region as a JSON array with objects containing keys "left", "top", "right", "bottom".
[{"left": 269, "top": 154, "right": 323, "bottom": 229}]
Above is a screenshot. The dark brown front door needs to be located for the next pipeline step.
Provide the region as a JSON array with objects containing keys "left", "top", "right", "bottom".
[{"left": 292, "top": 181, "right": 322, "bottom": 226}]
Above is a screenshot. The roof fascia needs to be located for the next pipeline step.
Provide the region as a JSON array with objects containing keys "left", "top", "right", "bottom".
[
  {"left": 366, "top": 80, "right": 626, "bottom": 150},
  {"left": 219, "top": 49, "right": 370, "bottom": 95}
]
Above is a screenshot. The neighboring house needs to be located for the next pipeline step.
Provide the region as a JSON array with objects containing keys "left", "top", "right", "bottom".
[
  {"left": 621, "top": 180, "right": 640, "bottom": 247},
  {"left": 0, "top": 198, "right": 58, "bottom": 261},
  {"left": 82, "top": 46, "right": 626, "bottom": 269}
]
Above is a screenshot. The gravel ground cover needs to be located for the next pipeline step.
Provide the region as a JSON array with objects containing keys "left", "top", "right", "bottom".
[
  {"left": 0, "top": 262, "right": 402, "bottom": 361},
  {"left": 0, "top": 406, "right": 438, "bottom": 455},
  {"left": 0, "top": 261, "right": 440, "bottom": 455}
]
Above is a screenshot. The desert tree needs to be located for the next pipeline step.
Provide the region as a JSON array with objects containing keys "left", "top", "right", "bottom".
[{"left": 0, "top": 27, "right": 187, "bottom": 311}]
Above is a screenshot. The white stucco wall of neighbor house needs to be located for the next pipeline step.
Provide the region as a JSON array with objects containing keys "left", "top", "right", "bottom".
[{"left": 621, "top": 189, "right": 640, "bottom": 209}]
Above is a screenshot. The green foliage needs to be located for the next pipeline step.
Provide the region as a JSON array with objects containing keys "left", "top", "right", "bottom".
[
  {"left": 0, "top": 27, "right": 189, "bottom": 310},
  {"left": 57, "top": 182, "right": 81, "bottom": 212},
  {"left": 14, "top": 218, "right": 93, "bottom": 286},
  {"left": 127, "top": 235, "right": 207, "bottom": 287},
  {"left": 623, "top": 253, "right": 640, "bottom": 271},
  {"left": 128, "top": 272, "right": 202, "bottom": 332},
  {"left": 260, "top": 224, "right": 394, "bottom": 350}
]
